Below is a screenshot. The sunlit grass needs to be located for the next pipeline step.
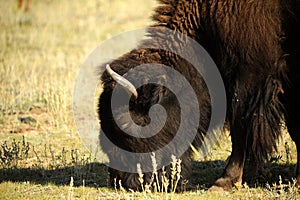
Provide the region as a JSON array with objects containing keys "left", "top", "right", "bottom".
[{"left": 0, "top": 0, "right": 156, "bottom": 145}]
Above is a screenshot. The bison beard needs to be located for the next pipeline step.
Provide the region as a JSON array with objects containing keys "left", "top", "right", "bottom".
[{"left": 98, "top": 0, "right": 300, "bottom": 191}]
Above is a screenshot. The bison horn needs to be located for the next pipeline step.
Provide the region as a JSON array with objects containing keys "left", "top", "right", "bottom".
[{"left": 106, "top": 64, "right": 138, "bottom": 100}]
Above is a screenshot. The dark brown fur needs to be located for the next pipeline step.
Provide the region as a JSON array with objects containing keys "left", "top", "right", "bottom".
[{"left": 98, "top": 0, "right": 300, "bottom": 191}]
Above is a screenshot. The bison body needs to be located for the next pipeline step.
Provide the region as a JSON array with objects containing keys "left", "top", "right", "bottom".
[{"left": 98, "top": 0, "right": 300, "bottom": 191}]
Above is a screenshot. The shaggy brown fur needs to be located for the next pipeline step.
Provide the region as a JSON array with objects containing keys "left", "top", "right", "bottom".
[{"left": 98, "top": 0, "right": 300, "bottom": 191}]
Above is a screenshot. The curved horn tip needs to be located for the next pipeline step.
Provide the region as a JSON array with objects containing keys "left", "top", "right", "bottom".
[
  {"left": 105, "top": 64, "right": 138, "bottom": 100},
  {"left": 106, "top": 64, "right": 113, "bottom": 74}
]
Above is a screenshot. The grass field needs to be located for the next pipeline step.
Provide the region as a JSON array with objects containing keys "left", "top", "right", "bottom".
[{"left": 0, "top": 0, "right": 299, "bottom": 199}]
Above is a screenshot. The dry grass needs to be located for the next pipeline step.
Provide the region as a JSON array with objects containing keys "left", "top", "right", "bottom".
[
  {"left": 0, "top": 0, "right": 299, "bottom": 199},
  {"left": 0, "top": 0, "right": 156, "bottom": 153}
]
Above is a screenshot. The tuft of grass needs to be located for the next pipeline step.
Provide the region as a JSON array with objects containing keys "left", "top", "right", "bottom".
[
  {"left": 136, "top": 153, "right": 182, "bottom": 194},
  {"left": 0, "top": 136, "right": 29, "bottom": 168}
]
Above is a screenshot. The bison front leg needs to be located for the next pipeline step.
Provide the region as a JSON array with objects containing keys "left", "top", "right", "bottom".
[
  {"left": 284, "top": 88, "right": 300, "bottom": 188},
  {"left": 210, "top": 122, "right": 247, "bottom": 192}
]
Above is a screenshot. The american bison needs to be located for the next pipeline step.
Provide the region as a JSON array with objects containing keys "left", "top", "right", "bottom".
[{"left": 98, "top": 0, "right": 300, "bottom": 191}]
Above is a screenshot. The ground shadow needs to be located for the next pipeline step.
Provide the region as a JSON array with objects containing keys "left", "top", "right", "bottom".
[
  {"left": 0, "top": 160, "right": 297, "bottom": 190},
  {"left": 192, "top": 160, "right": 296, "bottom": 189},
  {"left": 0, "top": 162, "right": 108, "bottom": 188}
]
